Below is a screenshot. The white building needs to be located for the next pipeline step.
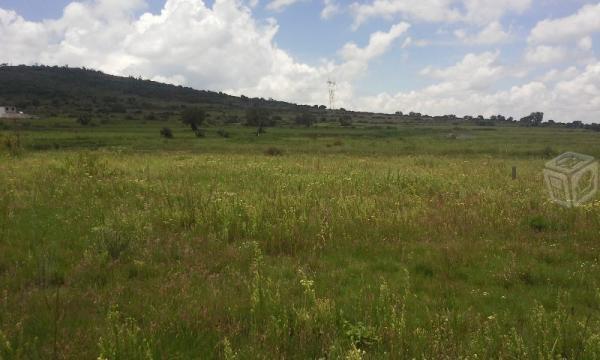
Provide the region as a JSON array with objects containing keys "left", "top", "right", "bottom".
[{"left": 0, "top": 106, "right": 18, "bottom": 118}]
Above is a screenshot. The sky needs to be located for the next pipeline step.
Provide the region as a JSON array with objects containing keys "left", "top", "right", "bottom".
[{"left": 0, "top": 0, "right": 599, "bottom": 123}]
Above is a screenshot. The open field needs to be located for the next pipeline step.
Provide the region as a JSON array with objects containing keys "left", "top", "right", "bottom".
[{"left": 1, "top": 120, "right": 600, "bottom": 359}]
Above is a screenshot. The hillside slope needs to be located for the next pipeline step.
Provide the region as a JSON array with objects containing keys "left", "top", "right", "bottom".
[{"left": 0, "top": 65, "right": 299, "bottom": 117}]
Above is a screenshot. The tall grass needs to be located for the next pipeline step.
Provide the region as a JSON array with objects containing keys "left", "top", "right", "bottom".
[{"left": 0, "top": 125, "right": 600, "bottom": 358}]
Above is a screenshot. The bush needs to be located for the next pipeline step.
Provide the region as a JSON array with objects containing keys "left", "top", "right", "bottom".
[
  {"left": 160, "top": 127, "right": 173, "bottom": 139},
  {"left": 1, "top": 133, "right": 23, "bottom": 156},
  {"left": 295, "top": 112, "right": 316, "bottom": 127},
  {"left": 224, "top": 115, "right": 239, "bottom": 124},
  {"left": 77, "top": 115, "right": 92, "bottom": 126},
  {"left": 181, "top": 107, "right": 206, "bottom": 128},
  {"left": 194, "top": 129, "right": 205, "bottom": 138},
  {"left": 541, "top": 146, "right": 557, "bottom": 158},
  {"left": 339, "top": 115, "right": 353, "bottom": 127},
  {"left": 217, "top": 129, "right": 230, "bottom": 138},
  {"left": 246, "top": 108, "right": 274, "bottom": 127},
  {"left": 256, "top": 125, "right": 266, "bottom": 136},
  {"left": 528, "top": 216, "right": 549, "bottom": 232},
  {"left": 264, "top": 147, "right": 283, "bottom": 156}
]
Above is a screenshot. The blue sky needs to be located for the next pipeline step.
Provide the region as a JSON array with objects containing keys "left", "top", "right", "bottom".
[{"left": 1, "top": 0, "right": 599, "bottom": 122}]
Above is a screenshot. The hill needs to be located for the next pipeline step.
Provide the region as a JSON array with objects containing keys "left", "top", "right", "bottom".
[{"left": 0, "top": 65, "right": 300, "bottom": 118}]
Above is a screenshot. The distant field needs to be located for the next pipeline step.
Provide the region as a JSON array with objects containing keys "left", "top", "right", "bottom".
[{"left": 1, "top": 120, "right": 600, "bottom": 358}]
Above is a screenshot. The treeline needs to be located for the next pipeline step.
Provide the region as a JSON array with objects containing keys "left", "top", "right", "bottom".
[{"left": 394, "top": 110, "right": 600, "bottom": 130}]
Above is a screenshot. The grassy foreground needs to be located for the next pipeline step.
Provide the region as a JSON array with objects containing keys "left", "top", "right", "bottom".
[{"left": 1, "top": 123, "right": 600, "bottom": 359}]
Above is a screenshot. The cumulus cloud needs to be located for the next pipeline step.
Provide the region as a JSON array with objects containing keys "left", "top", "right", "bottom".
[
  {"left": 454, "top": 21, "right": 511, "bottom": 45},
  {"left": 578, "top": 36, "right": 593, "bottom": 51},
  {"left": 266, "top": 0, "right": 302, "bottom": 12},
  {"left": 349, "top": 0, "right": 532, "bottom": 28},
  {"left": 350, "top": 0, "right": 462, "bottom": 28},
  {"left": 356, "top": 53, "right": 600, "bottom": 123},
  {"left": 321, "top": 0, "right": 340, "bottom": 19},
  {"left": 420, "top": 51, "right": 504, "bottom": 90},
  {"left": 461, "top": 0, "right": 531, "bottom": 24},
  {"left": 529, "top": 3, "right": 600, "bottom": 44},
  {"left": 525, "top": 45, "right": 568, "bottom": 65}
]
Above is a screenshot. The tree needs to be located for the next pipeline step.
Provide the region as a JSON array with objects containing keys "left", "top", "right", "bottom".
[
  {"left": 181, "top": 107, "right": 207, "bottom": 136},
  {"left": 160, "top": 127, "right": 173, "bottom": 138},
  {"left": 339, "top": 114, "right": 353, "bottom": 127},
  {"left": 295, "top": 112, "right": 316, "bottom": 127},
  {"left": 245, "top": 108, "right": 273, "bottom": 127},
  {"left": 77, "top": 115, "right": 92, "bottom": 126},
  {"left": 519, "top": 112, "right": 544, "bottom": 127}
]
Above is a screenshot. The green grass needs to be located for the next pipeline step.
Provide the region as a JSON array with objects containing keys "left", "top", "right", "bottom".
[{"left": 1, "top": 120, "right": 600, "bottom": 358}]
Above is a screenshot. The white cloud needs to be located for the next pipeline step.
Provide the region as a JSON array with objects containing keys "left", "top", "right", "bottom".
[
  {"left": 525, "top": 45, "right": 568, "bottom": 65},
  {"left": 356, "top": 54, "right": 600, "bottom": 123},
  {"left": 0, "top": 0, "right": 409, "bottom": 108},
  {"left": 461, "top": 0, "right": 531, "bottom": 24},
  {"left": 266, "top": 0, "right": 301, "bottom": 11},
  {"left": 529, "top": 3, "right": 600, "bottom": 44},
  {"left": 236, "top": 22, "right": 410, "bottom": 105},
  {"left": 350, "top": 0, "right": 461, "bottom": 28},
  {"left": 349, "top": 0, "right": 532, "bottom": 28},
  {"left": 539, "top": 66, "right": 580, "bottom": 83},
  {"left": 420, "top": 51, "right": 504, "bottom": 90},
  {"left": 454, "top": 21, "right": 510, "bottom": 45},
  {"left": 321, "top": 0, "right": 340, "bottom": 19},
  {"left": 578, "top": 36, "right": 593, "bottom": 51},
  {"left": 340, "top": 23, "right": 410, "bottom": 63}
]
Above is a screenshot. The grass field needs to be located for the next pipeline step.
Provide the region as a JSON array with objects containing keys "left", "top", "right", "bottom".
[{"left": 1, "top": 119, "right": 600, "bottom": 359}]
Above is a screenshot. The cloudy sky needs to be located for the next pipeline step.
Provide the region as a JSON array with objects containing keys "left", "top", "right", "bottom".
[{"left": 1, "top": 0, "right": 599, "bottom": 122}]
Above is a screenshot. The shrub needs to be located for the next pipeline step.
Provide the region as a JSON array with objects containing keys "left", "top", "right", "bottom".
[
  {"left": 339, "top": 115, "right": 353, "bottom": 127},
  {"left": 77, "top": 115, "right": 92, "bottom": 126},
  {"left": 528, "top": 216, "right": 549, "bottom": 232},
  {"left": 97, "top": 306, "right": 153, "bottom": 360},
  {"left": 160, "top": 127, "right": 173, "bottom": 139},
  {"left": 181, "top": 107, "right": 206, "bottom": 128},
  {"left": 2, "top": 133, "right": 23, "bottom": 157},
  {"left": 541, "top": 146, "right": 557, "bottom": 158},
  {"left": 224, "top": 115, "right": 239, "bottom": 124},
  {"left": 245, "top": 108, "right": 274, "bottom": 127},
  {"left": 295, "top": 112, "right": 316, "bottom": 127},
  {"left": 194, "top": 129, "right": 205, "bottom": 138},
  {"left": 256, "top": 125, "right": 266, "bottom": 136},
  {"left": 217, "top": 129, "right": 230, "bottom": 138},
  {"left": 265, "top": 147, "right": 283, "bottom": 156}
]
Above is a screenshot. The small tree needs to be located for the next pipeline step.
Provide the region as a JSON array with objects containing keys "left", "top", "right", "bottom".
[
  {"left": 77, "top": 115, "right": 92, "bottom": 126},
  {"left": 160, "top": 127, "right": 173, "bottom": 139},
  {"left": 181, "top": 107, "right": 207, "bottom": 136},
  {"left": 245, "top": 108, "right": 273, "bottom": 127},
  {"left": 295, "top": 112, "right": 316, "bottom": 127},
  {"left": 519, "top": 112, "right": 544, "bottom": 127},
  {"left": 339, "top": 114, "right": 353, "bottom": 127}
]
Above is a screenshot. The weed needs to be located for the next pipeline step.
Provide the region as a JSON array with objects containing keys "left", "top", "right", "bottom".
[{"left": 97, "top": 306, "right": 153, "bottom": 360}]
